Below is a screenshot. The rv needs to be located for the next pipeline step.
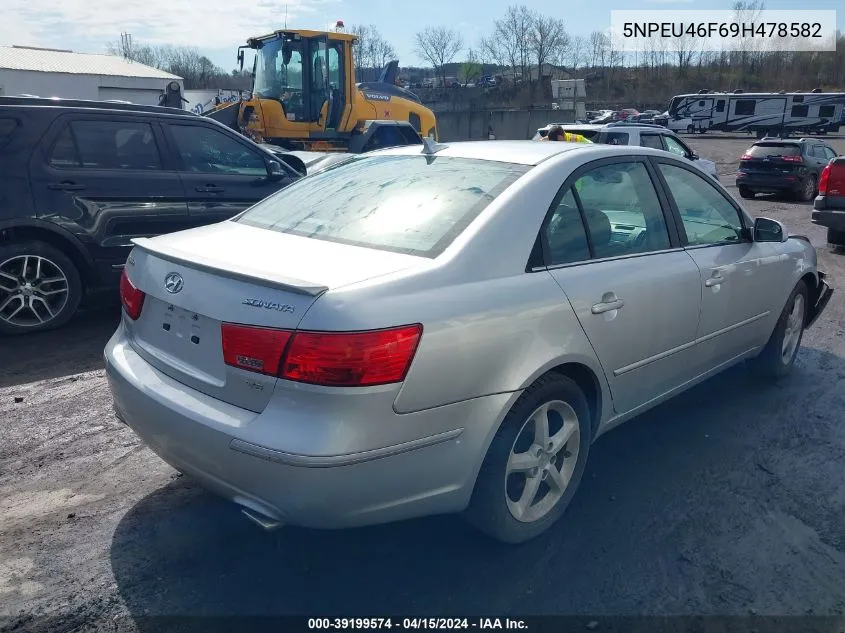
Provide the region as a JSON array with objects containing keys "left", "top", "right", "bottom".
[{"left": 664, "top": 91, "right": 845, "bottom": 137}]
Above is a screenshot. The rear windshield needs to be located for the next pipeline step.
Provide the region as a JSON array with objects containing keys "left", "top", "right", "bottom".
[
  {"left": 236, "top": 155, "right": 530, "bottom": 258},
  {"left": 747, "top": 143, "right": 802, "bottom": 157},
  {"left": 594, "top": 131, "right": 630, "bottom": 145}
]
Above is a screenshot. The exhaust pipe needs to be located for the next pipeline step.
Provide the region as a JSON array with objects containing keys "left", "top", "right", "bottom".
[{"left": 241, "top": 507, "right": 283, "bottom": 531}]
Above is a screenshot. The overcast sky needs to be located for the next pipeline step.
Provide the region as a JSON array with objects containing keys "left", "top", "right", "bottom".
[{"left": 2, "top": 0, "right": 843, "bottom": 71}]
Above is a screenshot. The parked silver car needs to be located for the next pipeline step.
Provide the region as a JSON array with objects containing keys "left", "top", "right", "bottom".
[{"left": 105, "top": 140, "right": 832, "bottom": 544}]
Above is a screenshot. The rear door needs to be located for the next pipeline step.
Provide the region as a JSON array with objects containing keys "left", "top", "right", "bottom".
[
  {"left": 28, "top": 114, "right": 188, "bottom": 284},
  {"left": 544, "top": 157, "right": 702, "bottom": 414},
  {"left": 163, "top": 121, "right": 298, "bottom": 227},
  {"left": 653, "top": 159, "right": 788, "bottom": 370}
]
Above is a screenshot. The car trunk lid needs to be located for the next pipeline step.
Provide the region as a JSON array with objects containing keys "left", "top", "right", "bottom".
[{"left": 122, "top": 221, "right": 422, "bottom": 412}]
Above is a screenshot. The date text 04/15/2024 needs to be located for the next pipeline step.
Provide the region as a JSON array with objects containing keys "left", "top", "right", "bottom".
[{"left": 307, "top": 618, "right": 528, "bottom": 630}]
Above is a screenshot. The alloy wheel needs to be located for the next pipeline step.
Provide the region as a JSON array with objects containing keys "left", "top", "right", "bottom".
[
  {"left": 0, "top": 255, "right": 70, "bottom": 328},
  {"left": 781, "top": 294, "right": 804, "bottom": 364},
  {"left": 505, "top": 400, "right": 581, "bottom": 523}
]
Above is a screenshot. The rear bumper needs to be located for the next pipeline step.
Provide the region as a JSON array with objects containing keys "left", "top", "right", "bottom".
[
  {"left": 735, "top": 173, "right": 800, "bottom": 192},
  {"left": 812, "top": 197, "right": 845, "bottom": 232},
  {"left": 104, "top": 324, "right": 511, "bottom": 529},
  {"left": 807, "top": 272, "right": 833, "bottom": 329}
]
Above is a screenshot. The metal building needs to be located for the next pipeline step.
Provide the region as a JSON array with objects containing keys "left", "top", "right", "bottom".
[{"left": 0, "top": 45, "right": 183, "bottom": 106}]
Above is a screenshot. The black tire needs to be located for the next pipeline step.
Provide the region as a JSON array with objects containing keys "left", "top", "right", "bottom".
[
  {"left": 827, "top": 228, "right": 845, "bottom": 247},
  {"left": 798, "top": 175, "right": 817, "bottom": 202},
  {"left": 463, "top": 374, "right": 592, "bottom": 544},
  {"left": 686, "top": 125, "right": 694, "bottom": 134},
  {"left": 0, "top": 241, "right": 83, "bottom": 335},
  {"left": 739, "top": 187, "right": 755, "bottom": 200},
  {"left": 748, "top": 281, "right": 808, "bottom": 380}
]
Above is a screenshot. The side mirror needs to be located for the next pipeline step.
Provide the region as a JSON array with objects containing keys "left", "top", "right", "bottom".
[
  {"left": 237, "top": 49, "right": 245, "bottom": 71},
  {"left": 689, "top": 152, "right": 699, "bottom": 160},
  {"left": 266, "top": 160, "right": 287, "bottom": 179},
  {"left": 753, "top": 217, "right": 787, "bottom": 242}
]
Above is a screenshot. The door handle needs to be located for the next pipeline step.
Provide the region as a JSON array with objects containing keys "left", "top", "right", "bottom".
[
  {"left": 591, "top": 297, "right": 625, "bottom": 314},
  {"left": 704, "top": 272, "right": 725, "bottom": 287},
  {"left": 47, "top": 182, "right": 85, "bottom": 191},
  {"left": 196, "top": 185, "right": 225, "bottom": 193}
]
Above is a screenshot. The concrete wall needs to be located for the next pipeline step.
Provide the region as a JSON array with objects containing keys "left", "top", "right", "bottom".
[
  {"left": 436, "top": 109, "right": 576, "bottom": 142},
  {"left": 0, "top": 70, "right": 182, "bottom": 106}
]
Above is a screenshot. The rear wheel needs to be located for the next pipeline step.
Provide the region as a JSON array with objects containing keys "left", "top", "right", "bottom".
[
  {"left": 739, "top": 186, "right": 755, "bottom": 199},
  {"left": 798, "top": 175, "right": 817, "bottom": 202},
  {"left": 686, "top": 125, "right": 694, "bottom": 134},
  {"left": 0, "top": 241, "right": 82, "bottom": 335},
  {"left": 464, "top": 374, "right": 591, "bottom": 544},
  {"left": 748, "top": 281, "right": 807, "bottom": 380}
]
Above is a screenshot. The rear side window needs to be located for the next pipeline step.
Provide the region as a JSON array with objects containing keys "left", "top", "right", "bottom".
[
  {"left": 236, "top": 155, "right": 529, "bottom": 258},
  {"left": 640, "top": 134, "right": 663, "bottom": 150},
  {"left": 0, "top": 118, "right": 18, "bottom": 147},
  {"left": 50, "top": 120, "right": 162, "bottom": 170},
  {"left": 595, "top": 131, "right": 629, "bottom": 146},
  {"left": 545, "top": 188, "right": 590, "bottom": 265},
  {"left": 819, "top": 105, "right": 835, "bottom": 118},
  {"left": 748, "top": 143, "right": 801, "bottom": 158},
  {"left": 791, "top": 105, "right": 809, "bottom": 118},
  {"left": 716, "top": 100, "right": 725, "bottom": 112}
]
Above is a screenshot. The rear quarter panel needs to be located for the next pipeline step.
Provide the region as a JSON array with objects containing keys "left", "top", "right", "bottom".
[{"left": 296, "top": 148, "right": 614, "bottom": 418}]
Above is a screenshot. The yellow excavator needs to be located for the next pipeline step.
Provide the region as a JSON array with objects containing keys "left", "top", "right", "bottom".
[{"left": 206, "top": 28, "right": 438, "bottom": 152}]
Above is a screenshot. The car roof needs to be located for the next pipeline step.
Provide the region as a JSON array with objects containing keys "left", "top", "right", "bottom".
[
  {"left": 0, "top": 95, "right": 195, "bottom": 118},
  {"left": 358, "top": 140, "right": 671, "bottom": 166},
  {"left": 538, "top": 123, "right": 604, "bottom": 131}
]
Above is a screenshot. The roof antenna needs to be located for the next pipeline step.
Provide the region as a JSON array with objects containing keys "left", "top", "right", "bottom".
[
  {"left": 421, "top": 136, "right": 448, "bottom": 155},
  {"left": 284, "top": 4, "right": 288, "bottom": 28}
]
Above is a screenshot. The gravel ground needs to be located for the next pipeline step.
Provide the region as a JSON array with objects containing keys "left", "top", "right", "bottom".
[{"left": 2, "top": 135, "right": 845, "bottom": 631}]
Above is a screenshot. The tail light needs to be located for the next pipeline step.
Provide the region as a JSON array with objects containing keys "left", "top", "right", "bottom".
[
  {"left": 827, "top": 161, "right": 845, "bottom": 196},
  {"left": 819, "top": 164, "right": 831, "bottom": 195},
  {"left": 782, "top": 155, "right": 803, "bottom": 164},
  {"left": 221, "top": 324, "right": 292, "bottom": 374},
  {"left": 740, "top": 153, "right": 753, "bottom": 160},
  {"left": 119, "top": 269, "right": 145, "bottom": 320},
  {"left": 220, "top": 323, "right": 423, "bottom": 387}
]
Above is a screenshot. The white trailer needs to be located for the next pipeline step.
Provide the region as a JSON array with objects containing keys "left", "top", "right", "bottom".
[{"left": 664, "top": 91, "right": 845, "bottom": 137}]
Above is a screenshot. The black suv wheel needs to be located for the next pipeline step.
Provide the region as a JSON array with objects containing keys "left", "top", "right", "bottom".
[{"left": 0, "top": 241, "right": 82, "bottom": 335}]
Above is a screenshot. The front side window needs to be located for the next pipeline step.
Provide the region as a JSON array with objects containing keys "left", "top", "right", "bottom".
[
  {"left": 792, "top": 105, "right": 809, "bottom": 118},
  {"left": 573, "top": 161, "right": 670, "bottom": 258},
  {"left": 236, "top": 155, "right": 529, "bottom": 258},
  {"left": 663, "top": 136, "right": 689, "bottom": 157},
  {"left": 64, "top": 121, "right": 161, "bottom": 170},
  {"left": 253, "top": 37, "right": 305, "bottom": 121},
  {"left": 658, "top": 163, "right": 743, "bottom": 246},
  {"left": 716, "top": 100, "right": 725, "bottom": 112},
  {"left": 169, "top": 125, "right": 267, "bottom": 176}
]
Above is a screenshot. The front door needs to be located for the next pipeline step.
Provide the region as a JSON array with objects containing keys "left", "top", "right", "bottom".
[
  {"left": 28, "top": 115, "right": 188, "bottom": 286},
  {"left": 654, "top": 159, "right": 789, "bottom": 371},
  {"left": 308, "top": 35, "right": 330, "bottom": 128},
  {"left": 545, "top": 158, "right": 702, "bottom": 414},
  {"left": 164, "top": 122, "right": 298, "bottom": 226}
]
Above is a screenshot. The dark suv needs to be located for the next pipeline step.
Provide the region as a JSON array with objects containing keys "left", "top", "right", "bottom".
[
  {"left": 0, "top": 97, "right": 302, "bottom": 335},
  {"left": 736, "top": 138, "right": 838, "bottom": 201}
]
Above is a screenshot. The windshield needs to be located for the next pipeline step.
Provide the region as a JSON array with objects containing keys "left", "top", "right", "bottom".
[
  {"left": 253, "top": 37, "right": 304, "bottom": 101},
  {"left": 236, "top": 155, "right": 530, "bottom": 257}
]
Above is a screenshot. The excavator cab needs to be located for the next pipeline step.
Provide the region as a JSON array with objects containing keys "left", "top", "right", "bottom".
[
  {"left": 217, "top": 28, "right": 437, "bottom": 151},
  {"left": 244, "top": 31, "right": 349, "bottom": 145}
]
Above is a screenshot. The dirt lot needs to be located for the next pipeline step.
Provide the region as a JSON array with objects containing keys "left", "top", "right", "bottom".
[{"left": 2, "top": 135, "right": 845, "bottom": 631}]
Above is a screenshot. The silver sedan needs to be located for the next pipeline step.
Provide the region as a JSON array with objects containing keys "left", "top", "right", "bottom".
[{"left": 105, "top": 140, "right": 832, "bottom": 543}]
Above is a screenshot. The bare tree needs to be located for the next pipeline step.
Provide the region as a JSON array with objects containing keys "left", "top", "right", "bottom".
[
  {"left": 350, "top": 24, "right": 397, "bottom": 81},
  {"left": 459, "top": 49, "right": 482, "bottom": 84},
  {"left": 589, "top": 31, "right": 610, "bottom": 68},
  {"left": 415, "top": 26, "right": 464, "bottom": 87},
  {"left": 567, "top": 35, "right": 587, "bottom": 71},
  {"left": 527, "top": 12, "right": 569, "bottom": 82}
]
